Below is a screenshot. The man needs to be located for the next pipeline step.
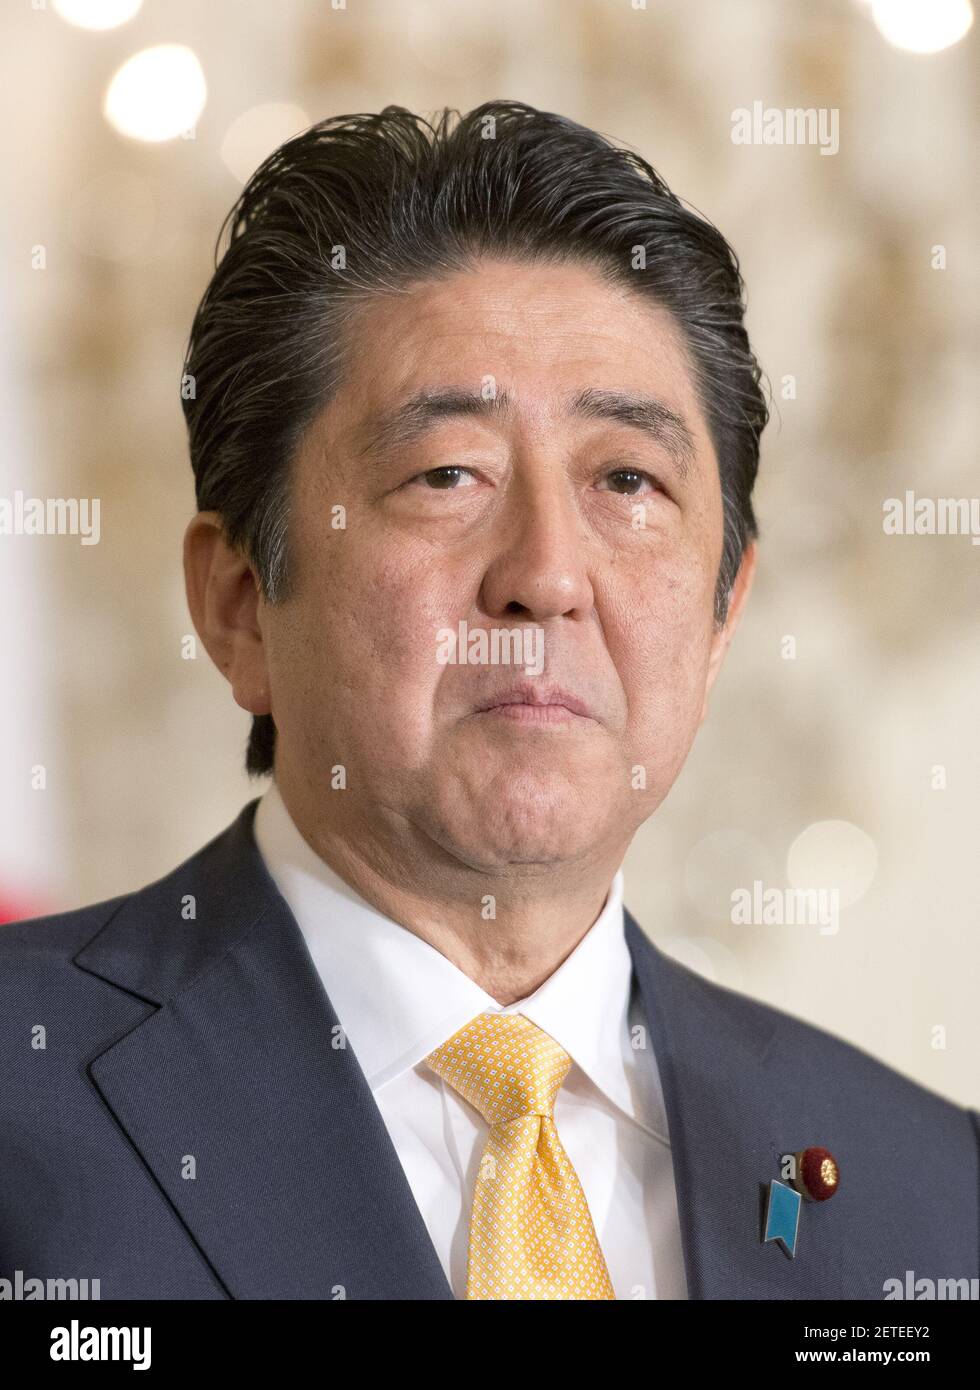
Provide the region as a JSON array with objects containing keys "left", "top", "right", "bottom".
[{"left": 2, "top": 102, "right": 977, "bottom": 1302}]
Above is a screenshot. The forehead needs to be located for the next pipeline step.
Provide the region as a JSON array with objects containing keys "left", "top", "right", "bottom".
[{"left": 329, "top": 257, "right": 713, "bottom": 453}]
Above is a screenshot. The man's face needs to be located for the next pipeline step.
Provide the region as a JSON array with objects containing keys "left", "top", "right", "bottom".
[{"left": 261, "top": 257, "right": 739, "bottom": 873}]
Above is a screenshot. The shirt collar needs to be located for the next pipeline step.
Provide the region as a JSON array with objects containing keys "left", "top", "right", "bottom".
[{"left": 253, "top": 779, "right": 641, "bottom": 1124}]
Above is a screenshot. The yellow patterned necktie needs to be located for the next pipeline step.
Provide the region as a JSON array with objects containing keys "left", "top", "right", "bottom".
[{"left": 424, "top": 1010, "right": 616, "bottom": 1300}]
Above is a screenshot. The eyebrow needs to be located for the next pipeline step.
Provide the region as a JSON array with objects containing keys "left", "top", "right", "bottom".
[
  {"left": 355, "top": 388, "right": 511, "bottom": 459},
  {"left": 355, "top": 385, "right": 696, "bottom": 477},
  {"left": 572, "top": 387, "right": 695, "bottom": 476}
]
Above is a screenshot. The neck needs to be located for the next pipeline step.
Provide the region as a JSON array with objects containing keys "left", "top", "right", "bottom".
[{"left": 271, "top": 780, "right": 624, "bottom": 1005}]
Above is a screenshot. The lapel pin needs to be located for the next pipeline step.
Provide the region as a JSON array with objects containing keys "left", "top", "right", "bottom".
[
  {"left": 763, "top": 1179, "right": 802, "bottom": 1258},
  {"left": 763, "top": 1146, "right": 840, "bottom": 1260},
  {"left": 791, "top": 1146, "right": 840, "bottom": 1202}
]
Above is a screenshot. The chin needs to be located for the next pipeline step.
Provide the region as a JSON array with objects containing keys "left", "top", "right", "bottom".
[
  {"left": 449, "top": 832, "right": 596, "bottom": 873},
  {"left": 428, "top": 788, "right": 608, "bottom": 872}
]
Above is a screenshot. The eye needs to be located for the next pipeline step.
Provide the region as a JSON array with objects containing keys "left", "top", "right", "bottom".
[
  {"left": 410, "top": 465, "right": 478, "bottom": 489},
  {"left": 598, "top": 468, "right": 660, "bottom": 497}
]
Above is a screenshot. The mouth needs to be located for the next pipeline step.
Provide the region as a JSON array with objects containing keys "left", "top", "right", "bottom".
[{"left": 472, "top": 684, "right": 597, "bottom": 725}]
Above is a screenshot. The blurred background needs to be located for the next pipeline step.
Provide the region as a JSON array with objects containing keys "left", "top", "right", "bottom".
[{"left": 1, "top": 0, "right": 977, "bottom": 1104}]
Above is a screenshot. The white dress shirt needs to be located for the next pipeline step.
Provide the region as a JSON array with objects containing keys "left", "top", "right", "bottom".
[{"left": 253, "top": 780, "right": 688, "bottom": 1299}]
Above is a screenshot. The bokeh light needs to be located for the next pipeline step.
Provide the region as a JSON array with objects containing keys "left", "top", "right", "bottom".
[
  {"left": 871, "top": 0, "right": 974, "bottom": 53},
  {"left": 787, "top": 821, "right": 878, "bottom": 909},
  {"left": 53, "top": 0, "right": 142, "bottom": 30},
  {"left": 103, "top": 45, "right": 206, "bottom": 143},
  {"left": 220, "top": 103, "right": 311, "bottom": 184}
]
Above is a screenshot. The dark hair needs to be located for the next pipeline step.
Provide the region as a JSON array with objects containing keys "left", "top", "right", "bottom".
[{"left": 181, "top": 101, "right": 769, "bottom": 777}]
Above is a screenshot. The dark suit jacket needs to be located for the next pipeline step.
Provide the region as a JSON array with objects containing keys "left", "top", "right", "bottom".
[{"left": 2, "top": 798, "right": 977, "bottom": 1300}]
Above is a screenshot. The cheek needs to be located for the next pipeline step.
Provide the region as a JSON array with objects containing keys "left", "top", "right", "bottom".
[
  {"left": 290, "top": 533, "right": 464, "bottom": 741},
  {"left": 610, "top": 542, "right": 717, "bottom": 743}
]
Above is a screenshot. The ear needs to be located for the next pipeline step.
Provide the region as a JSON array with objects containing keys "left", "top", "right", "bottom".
[
  {"left": 183, "top": 511, "right": 272, "bottom": 717},
  {"left": 699, "top": 540, "right": 757, "bottom": 724}
]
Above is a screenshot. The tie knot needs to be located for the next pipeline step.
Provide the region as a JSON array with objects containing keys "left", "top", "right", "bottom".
[{"left": 425, "top": 1012, "right": 572, "bottom": 1125}]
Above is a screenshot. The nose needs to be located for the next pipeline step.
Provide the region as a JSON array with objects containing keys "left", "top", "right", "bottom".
[{"left": 478, "top": 469, "right": 595, "bottom": 624}]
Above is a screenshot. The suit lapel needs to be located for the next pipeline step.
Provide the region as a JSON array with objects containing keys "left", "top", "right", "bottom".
[
  {"left": 75, "top": 801, "right": 453, "bottom": 1300},
  {"left": 625, "top": 910, "right": 866, "bottom": 1300},
  {"left": 71, "top": 797, "right": 853, "bottom": 1300}
]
